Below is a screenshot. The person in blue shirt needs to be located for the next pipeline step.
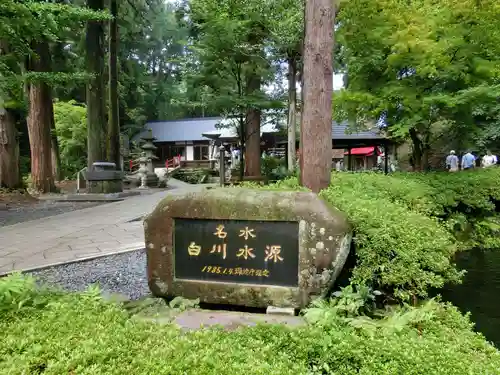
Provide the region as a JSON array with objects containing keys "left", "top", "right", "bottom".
[{"left": 461, "top": 151, "right": 476, "bottom": 170}]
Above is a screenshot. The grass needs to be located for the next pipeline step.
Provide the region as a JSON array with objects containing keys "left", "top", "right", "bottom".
[{"left": 0, "top": 275, "right": 499, "bottom": 374}]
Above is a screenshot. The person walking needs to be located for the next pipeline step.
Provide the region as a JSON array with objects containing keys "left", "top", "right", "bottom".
[
  {"left": 461, "top": 150, "right": 476, "bottom": 170},
  {"left": 481, "top": 150, "right": 497, "bottom": 168},
  {"left": 445, "top": 150, "right": 459, "bottom": 172}
]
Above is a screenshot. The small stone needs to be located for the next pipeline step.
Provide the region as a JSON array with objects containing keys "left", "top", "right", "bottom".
[
  {"left": 266, "top": 306, "right": 295, "bottom": 316},
  {"left": 319, "top": 227, "right": 326, "bottom": 235}
]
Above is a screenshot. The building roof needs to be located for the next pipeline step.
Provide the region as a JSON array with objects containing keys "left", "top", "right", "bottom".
[
  {"left": 136, "top": 117, "right": 279, "bottom": 142},
  {"left": 332, "top": 121, "right": 384, "bottom": 140},
  {"left": 136, "top": 117, "right": 222, "bottom": 142},
  {"left": 135, "top": 117, "right": 385, "bottom": 143}
]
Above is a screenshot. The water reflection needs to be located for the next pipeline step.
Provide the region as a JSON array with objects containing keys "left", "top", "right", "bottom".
[{"left": 441, "top": 249, "right": 500, "bottom": 347}]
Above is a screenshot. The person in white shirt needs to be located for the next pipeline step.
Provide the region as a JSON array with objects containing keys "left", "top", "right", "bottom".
[
  {"left": 482, "top": 150, "right": 497, "bottom": 168},
  {"left": 446, "top": 150, "right": 459, "bottom": 172}
]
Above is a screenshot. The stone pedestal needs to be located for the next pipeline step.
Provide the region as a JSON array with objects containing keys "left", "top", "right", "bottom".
[
  {"left": 86, "top": 161, "right": 123, "bottom": 193},
  {"left": 144, "top": 188, "right": 352, "bottom": 309}
]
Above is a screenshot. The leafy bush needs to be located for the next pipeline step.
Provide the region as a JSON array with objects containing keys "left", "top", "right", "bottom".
[
  {"left": 395, "top": 169, "right": 500, "bottom": 249},
  {"left": 54, "top": 100, "right": 87, "bottom": 179},
  {"left": 243, "top": 175, "right": 462, "bottom": 301},
  {"left": 0, "top": 281, "right": 499, "bottom": 375},
  {"left": 330, "top": 169, "right": 500, "bottom": 249},
  {"left": 0, "top": 273, "right": 64, "bottom": 316},
  {"left": 261, "top": 156, "right": 293, "bottom": 181},
  {"left": 320, "top": 176, "right": 461, "bottom": 301},
  {"left": 171, "top": 168, "right": 212, "bottom": 184}
]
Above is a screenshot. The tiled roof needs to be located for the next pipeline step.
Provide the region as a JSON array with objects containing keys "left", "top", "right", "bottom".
[
  {"left": 332, "top": 121, "right": 384, "bottom": 140},
  {"left": 136, "top": 117, "right": 222, "bottom": 142},
  {"left": 136, "top": 118, "right": 385, "bottom": 142},
  {"left": 136, "top": 117, "right": 278, "bottom": 142}
]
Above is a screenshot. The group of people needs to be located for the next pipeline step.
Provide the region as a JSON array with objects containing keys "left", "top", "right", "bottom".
[{"left": 445, "top": 150, "right": 498, "bottom": 172}]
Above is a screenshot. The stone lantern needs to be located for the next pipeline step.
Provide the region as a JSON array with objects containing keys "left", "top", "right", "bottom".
[{"left": 138, "top": 130, "right": 159, "bottom": 187}]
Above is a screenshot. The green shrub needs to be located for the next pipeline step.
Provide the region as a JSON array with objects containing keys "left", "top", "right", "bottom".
[
  {"left": 396, "top": 169, "right": 500, "bottom": 249},
  {"left": 172, "top": 169, "right": 212, "bottom": 184},
  {"left": 261, "top": 156, "right": 293, "bottom": 182},
  {"left": 320, "top": 177, "right": 461, "bottom": 301},
  {"left": 244, "top": 175, "right": 461, "bottom": 301},
  {"left": 336, "top": 169, "right": 500, "bottom": 249},
  {"left": 54, "top": 100, "right": 88, "bottom": 179},
  {"left": 0, "top": 283, "right": 499, "bottom": 375}
]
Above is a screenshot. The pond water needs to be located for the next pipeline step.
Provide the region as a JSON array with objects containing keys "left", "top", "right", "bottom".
[{"left": 441, "top": 249, "right": 500, "bottom": 347}]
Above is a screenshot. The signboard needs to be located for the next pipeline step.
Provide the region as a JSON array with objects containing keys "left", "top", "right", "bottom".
[{"left": 174, "top": 218, "right": 299, "bottom": 287}]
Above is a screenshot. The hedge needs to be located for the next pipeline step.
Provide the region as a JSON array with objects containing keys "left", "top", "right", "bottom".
[
  {"left": 1, "top": 276, "right": 499, "bottom": 375},
  {"left": 248, "top": 169, "right": 500, "bottom": 301},
  {"left": 320, "top": 175, "right": 460, "bottom": 301}
]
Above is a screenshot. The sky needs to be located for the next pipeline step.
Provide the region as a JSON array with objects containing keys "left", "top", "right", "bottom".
[{"left": 333, "top": 74, "right": 344, "bottom": 90}]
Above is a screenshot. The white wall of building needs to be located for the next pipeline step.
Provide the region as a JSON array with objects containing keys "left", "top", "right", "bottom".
[
  {"left": 208, "top": 144, "right": 215, "bottom": 160},
  {"left": 186, "top": 145, "right": 194, "bottom": 161}
]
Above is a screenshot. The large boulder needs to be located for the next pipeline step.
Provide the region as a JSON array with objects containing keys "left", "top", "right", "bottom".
[{"left": 144, "top": 188, "right": 352, "bottom": 309}]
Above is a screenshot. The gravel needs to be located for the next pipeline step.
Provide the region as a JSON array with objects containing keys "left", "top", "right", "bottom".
[
  {"left": 28, "top": 249, "right": 149, "bottom": 301},
  {"left": 0, "top": 200, "right": 107, "bottom": 227}
]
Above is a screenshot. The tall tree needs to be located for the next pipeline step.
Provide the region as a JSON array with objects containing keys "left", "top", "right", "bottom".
[
  {"left": 300, "top": 0, "right": 334, "bottom": 192},
  {"left": 1, "top": 1, "right": 109, "bottom": 189},
  {"left": 26, "top": 39, "right": 56, "bottom": 193},
  {"left": 187, "top": 0, "right": 278, "bottom": 178},
  {"left": 268, "top": 0, "right": 303, "bottom": 172},
  {"left": 0, "top": 40, "right": 21, "bottom": 189},
  {"left": 107, "top": 0, "right": 120, "bottom": 168},
  {"left": 334, "top": 0, "right": 500, "bottom": 169},
  {"left": 86, "top": 0, "right": 106, "bottom": 168},
  {"left": 0, "top": 105, "right": 21, "bottom": 189}
]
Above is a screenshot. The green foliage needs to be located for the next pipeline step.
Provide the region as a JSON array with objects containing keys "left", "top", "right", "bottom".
[
  {"left": 335, "top": 0, "right": 500, "bottom": 164},
  {"left": 363, "top": 169, "right": 500, "bottom": 249},
  {"left": 171, "top": 169, "right": 212, "bottom": 184},
  {"left": 251, "top": 169, "right": 500, "bottom": 301},
  {"left": 185, "top": 0, "right": 283, "bottom": 122},
  {"left": 321, "top": 173, "right": 461, "bottom": 301},
  {"left": 53, "top": 100, "right": 87, "bottom": 178},
  {"left": 0, "top": 280, "right": 499, "bottom": 374},
  {"left": 0, "top": 0, "right": 109, "bottom": 102},
  {"left": 261, "top": 156, "right": 293, "bottom": 182}
]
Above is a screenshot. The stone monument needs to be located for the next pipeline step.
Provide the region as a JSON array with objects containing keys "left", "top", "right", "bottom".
[
  {"left": 86, "top": 161, "right": 123, "bottom": 193},
  {"left": 144, "top": 188, "right": 352, "bottom": 309}
]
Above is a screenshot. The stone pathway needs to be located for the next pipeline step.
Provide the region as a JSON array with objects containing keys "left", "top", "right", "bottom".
[{"left": 0, "top": 179, "right": 207, "bottom": 275}]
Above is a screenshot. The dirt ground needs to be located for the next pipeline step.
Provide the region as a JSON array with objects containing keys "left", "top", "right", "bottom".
[{"left": 0, "top": 181, "right": 105, "bottom": 227}]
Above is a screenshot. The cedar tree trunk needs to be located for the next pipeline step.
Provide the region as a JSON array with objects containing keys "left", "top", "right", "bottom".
[
  {"left": 300, "top": 0, "right": 335, "bottom": 192},
  {"left": 27, "top": 40, "right": 56, "bottom": 193},
  {"left": 86, "top": 0, "right": 106, "bottom": 168}
]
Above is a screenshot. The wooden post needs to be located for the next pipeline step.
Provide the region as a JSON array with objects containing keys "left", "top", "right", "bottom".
[
  {"left": 348, "top": 148, "right": 352, "bottom": 171},
  {"left": 384, "top": 143, "right": 389, "bottom": 174},
  {"left": 219, "top": 146, "right": 225, "bottom": 187}
]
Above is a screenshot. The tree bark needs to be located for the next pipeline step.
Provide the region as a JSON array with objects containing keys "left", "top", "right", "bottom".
[
  {"left": 107, "top": 0, "right": 121, "bottom": 168},
  {"left": 300, "top": 0, "right": 335, "bottom": 193},
  {"left": 287, "top": 56, "right": 297, "bottom": 172},
  {"left": 27, "top": 40, "right": 56, "bottom": 193},
  {"left": 245, "top": 73, "right": 261, "bottom": 177},
  {"left": 0, "top": 108, "right": 21, "bottom": 189},
  {"left": 48, "top": 96, "right": 62, "bottom": 181},
  {"left": 86, "top": 0, "right": 106, "bottom": 168},
  {"left": 409, "top": 128, "right": 423, "bottom": 171}
]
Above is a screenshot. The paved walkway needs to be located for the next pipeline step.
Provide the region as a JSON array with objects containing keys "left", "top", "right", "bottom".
[{"left": 0, "top": 180, "right": 207, "bottom": 275}]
